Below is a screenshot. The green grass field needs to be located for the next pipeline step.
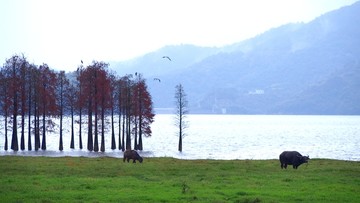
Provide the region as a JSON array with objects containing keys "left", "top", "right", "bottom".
[{"left": 0, "top": 156, "right": 359, "bottom": 203}]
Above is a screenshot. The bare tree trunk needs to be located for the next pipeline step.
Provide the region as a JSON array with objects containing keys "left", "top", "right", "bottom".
[
  {"left": 87, "top": 101, "right": 93, "bottom": 151},
  {"left": 94, "top": 101, "right": 99, "bottom": 152},
  {"left": 27, "top": 84, "right": 32, "bottom": 151},
  {"left": 20, "top": 106, "right": 25, "bottom": 150},
  {"left": 59, "top": 112, "right": 63, "bottom": 151},
  {"left": 134, "top": 117, "right": 138, "bottom": 150},
  {"left": 41, "top": 100, "right": 46, "bottom": 150},
  {"left": 59, "top": 78, "right": 64, "bottom": 151},
  {"left": 11, "top": 88, "right": 18, "bottom": 151},
  {"left": 70, "top": 106, "right": 75, "bottom": 149},
  {"left": 79, "top": 107, "right": 82, "bottom": 149},
  {"left": 111, "top": 106, "right": 116, "bottom": 150},
  {"left": 121, "top": 111, "right": 126, "bottom": 151},
  {"left": 138, "top": 115, "right": 143, "bottom": 150},
  {"left": 100, "top": 105, "right": 105, "bottom": 152},
  {"left": 20, "top": 69, "right": 26, "bottom": 151},
  {"left": 118, "top": 111, "right": 122, "bottom": 150},
  {"left": 34, "top": 99, "right": 40, "bottom": 151},
  {"left": 4, "top": 115, "right": 8, "bottom": 150}
]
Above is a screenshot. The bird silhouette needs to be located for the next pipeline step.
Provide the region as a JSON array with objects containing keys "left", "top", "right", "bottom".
[
  {"left": 81, "top": 60, "right": 83, "bottom": 64},
  {"left": 162, "top": 56, "right": 171, "bottom": 61},
  {"left": 153, "top": 78, "right": 161, "bottom": 82}
]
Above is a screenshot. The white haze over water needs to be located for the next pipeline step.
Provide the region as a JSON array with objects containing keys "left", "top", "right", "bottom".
[{"left": 1, "top": 115, "right": 359, "bottom": 161}]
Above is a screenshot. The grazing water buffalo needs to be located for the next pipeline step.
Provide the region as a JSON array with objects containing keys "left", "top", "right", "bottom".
[
  {"left": 123, "top": 150, "right": 143, "bottom": 163},
  {"left": 279, "top": 151, "right": 309, "bottom": 169}
]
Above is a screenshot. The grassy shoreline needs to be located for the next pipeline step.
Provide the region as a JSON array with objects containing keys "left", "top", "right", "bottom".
[{"left": 1, "top": 156, "right": 359, "bottom": 202}]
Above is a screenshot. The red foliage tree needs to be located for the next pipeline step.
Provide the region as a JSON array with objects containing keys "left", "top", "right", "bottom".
[
  {"left": 95, "top": 65, "right": 111, "bottom": 152},
  {"left": 38, "top": 64, "right": 58, "bottom": 150},
  {"left": 19, "top": 60, "right": 28, "bottom": 150},
  {"left": 132, "top": 74, "right": 155, "bottom": 150},
  {"left": 78, "top": 61, "right": 110, "bottom": 151},
  {"left": 26, "top": 64, "right": 37, "bottom": 151},
  {"left": 1, "top": 55, "right": 28, "bottom": 151},
  {"left": 65, "top": 82, "right": 77, "bottom": 149},
  {"left": 78, "top": 65, "right": 94, "bottom": 151},
  {"left": 75, "top": 65, "right": 85, "bottom": 150},
  {"left": 57, "top": 71, "right": 70, "bottom": 151},
  {"left": 0, "top": 70, "right": 11, "bottom": 150},
  {"left": 109, "top": 72, "right": 117, "bottom": 150},
  {"left": 116, "top": 76, "right": 130, "bottom": 151}
]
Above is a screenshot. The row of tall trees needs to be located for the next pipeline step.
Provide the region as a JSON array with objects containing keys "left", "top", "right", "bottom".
[{"left": 0, "top": 54, "right": 154, "bottom": 152}]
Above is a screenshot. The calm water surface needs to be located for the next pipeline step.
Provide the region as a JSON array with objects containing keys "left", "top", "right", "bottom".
[{"left": 1, "top": 115, "right": 359, "bottom": 161}]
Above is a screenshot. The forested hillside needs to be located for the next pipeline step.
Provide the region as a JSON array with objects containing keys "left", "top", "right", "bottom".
[{"left": 112, "top": 2, "right": 360, "bottom": 114}]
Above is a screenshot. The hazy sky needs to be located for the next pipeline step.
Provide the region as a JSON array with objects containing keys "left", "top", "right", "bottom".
[{"left": 0, "top": 0, "right": 358, "bottom": 71}]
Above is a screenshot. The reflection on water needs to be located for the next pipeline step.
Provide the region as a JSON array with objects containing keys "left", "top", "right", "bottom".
[{"left": 1, "top": 115, "right": 359, "bottom": 161}]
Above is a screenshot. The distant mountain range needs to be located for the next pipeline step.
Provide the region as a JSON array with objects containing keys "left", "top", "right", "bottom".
[{"left": 111, "top": 2, "right": 360, "bottom": 115}]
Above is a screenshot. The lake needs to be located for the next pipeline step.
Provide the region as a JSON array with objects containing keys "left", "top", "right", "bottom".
[{"left": 1, "top": 115, "right": 359, "bottom": 161}]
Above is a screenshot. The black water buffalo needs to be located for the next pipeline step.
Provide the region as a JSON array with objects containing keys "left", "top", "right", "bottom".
[
  {"left": 123, "top": 150, "right": 143, "bottom": 163},
  {"left": 279, "top": 151, "right": 309, "bottom": 169}
]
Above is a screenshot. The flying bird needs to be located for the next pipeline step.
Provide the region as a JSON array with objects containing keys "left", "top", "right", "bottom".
[
  {"left": 162, "top": 56, "right": 171, "bottom": 61},
  {"left": 153, "top": 78, "right": 161, "bottom": 82},
  {"left": 81, "top": 60, "right": 83, "bottom": 64}
]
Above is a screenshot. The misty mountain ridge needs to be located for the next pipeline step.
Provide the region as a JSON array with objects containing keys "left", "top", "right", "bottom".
[
  {"left": 111, "top": 2, "right": 360, "bottom": 115},
  {"left": 112, "top": 44, "right": 222, "bottom": 77}
]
